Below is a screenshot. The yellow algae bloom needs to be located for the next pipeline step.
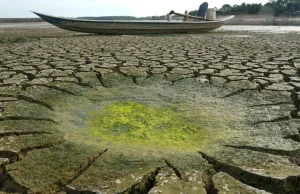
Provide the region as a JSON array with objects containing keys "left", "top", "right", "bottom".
[{"left": 89, "top": 101, "right": 215, "bottom": 150}]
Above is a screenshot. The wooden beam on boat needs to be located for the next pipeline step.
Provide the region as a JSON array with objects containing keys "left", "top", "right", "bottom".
[{"left": 169, "top": 10, "right": 213, "bottom": 21}]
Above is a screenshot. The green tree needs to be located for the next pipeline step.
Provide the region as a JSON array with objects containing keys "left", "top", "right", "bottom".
[
  {"left": 241, "top": 3, "right": 247, "bottom": 13},
  {"left": 221, "top": 4, "right": 232, "bottom": 11},
  {"left": 219, "top": 0, "right": 300, "bottom": 16},
  {"left": 262, "top": 2, "right": 285, "bottom": 15}
]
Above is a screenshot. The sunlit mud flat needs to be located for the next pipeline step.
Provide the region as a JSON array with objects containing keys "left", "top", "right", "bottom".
[
  {"left": 0, "top": 22, "right": 53, "bottom": 29},
  {"left": 218, "top": 25, "right": 300, "bottom": 34},
  {"left": 0, "top": 28, "right": 299, "bottom": 193}
]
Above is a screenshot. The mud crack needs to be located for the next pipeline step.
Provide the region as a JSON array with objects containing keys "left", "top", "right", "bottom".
[
  {"left": 202, "top": 168, "right": 218, "bottom": 194},
  {"left": 199, "top": 151, "right": 300, "bottom": 194},
  {"left": 164, "top": 159, "right": 182, "bottom": 179},
  {"left": 284, "top": 128, "right": 300, "bottom": 143},
  {"left": 0, "top": 131, "right": 52, "bottom": 138},
  {"left": 0, "top": 165, "right": 29, "bottom": 193},
  {"left": 63, "top": 149, "right": 107, "bottom": 192},
  {"left": 23, "top": 84, "right": 77, "bottom": 96},
  {"left": 17, "top": 94, "right": 54, "bottom": 111},
  {"left": 0, "top": 94, "right": 53, "bottom": 111},
  {"left": 253, "top": 115, "right": 290, "bottom": 125},
  {"left": 95, "top": 71, "right": 106, "bottom": 87},
  {"left": 224, "top": 145, "right": 300, "bottom": 166},
  {"left": 121, "top": 167, "right": 161, "bottom": 194},
  {"left": 0, "top": 116, "right": 55, "bottom": 123}
]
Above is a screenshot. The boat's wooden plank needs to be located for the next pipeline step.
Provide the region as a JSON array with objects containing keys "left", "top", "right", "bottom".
[{"left": 169, "top": 10, "right": 212, "bottom": 21}]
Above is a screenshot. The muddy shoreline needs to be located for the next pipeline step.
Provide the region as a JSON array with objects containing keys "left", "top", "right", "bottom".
[
  {"left": 0, "top": 28, "right": 299, "bottom": 193},
  {"left": 226, "top": 17, "right": 300, "bottom": 26}
]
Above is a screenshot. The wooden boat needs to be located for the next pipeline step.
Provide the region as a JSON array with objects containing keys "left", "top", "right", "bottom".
[{"left": 32, "top": 11, "right": 234, "bottom": 35}]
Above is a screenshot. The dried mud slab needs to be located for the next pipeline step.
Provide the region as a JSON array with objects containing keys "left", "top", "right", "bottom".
[{"left": 0, "top": 28, "right": 299, "bottom": 193}]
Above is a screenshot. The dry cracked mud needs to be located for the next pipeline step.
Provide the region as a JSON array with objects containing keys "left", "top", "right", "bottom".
[{"left": 0, "top": 28, "right": 300, "bottom": 194}]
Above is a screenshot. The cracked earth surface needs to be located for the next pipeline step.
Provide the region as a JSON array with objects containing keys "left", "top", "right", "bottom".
[{"left": 0, "top": 28, "right": 300, "bottom": 194}]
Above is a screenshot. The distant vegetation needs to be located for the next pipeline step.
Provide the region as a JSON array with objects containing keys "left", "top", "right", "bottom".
[
  {"left": 1, "top": 0, "right": 299, "bottom": 23},
  {"left": 165, "top": 0, "right": 300, "bottom": 18},
  {"left": 80, "top": 1, "right": 300, "bottom": 19},
  {"left": 219, "top": 0, "right": 300, "bottom": 16}
]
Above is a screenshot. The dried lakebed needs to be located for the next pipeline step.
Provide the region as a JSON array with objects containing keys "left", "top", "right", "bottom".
[{"left": 0, "top": 28, "right": 300, "bottom": 193}]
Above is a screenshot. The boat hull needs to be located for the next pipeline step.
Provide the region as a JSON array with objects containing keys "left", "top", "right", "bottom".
[{"left": 32, "top": 12, "right": 234, "bottom": 34}]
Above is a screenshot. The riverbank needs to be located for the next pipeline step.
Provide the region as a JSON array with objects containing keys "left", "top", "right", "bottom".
[
  {"left": 0, "top": 18, "right": 42, "bottom": 23},
  {"left": 1, "top": 23, "right": 300, "bottom": 34},
  {"left": 224, "top": 15, "right": 300, "bottom": 25}
]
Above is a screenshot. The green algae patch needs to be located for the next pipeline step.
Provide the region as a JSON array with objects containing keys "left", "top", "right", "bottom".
[{"left": 89, "top": 101, "right": 221, "bottom": 151}]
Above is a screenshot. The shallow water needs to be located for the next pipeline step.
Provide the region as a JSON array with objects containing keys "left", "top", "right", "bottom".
[
  {"left": 218, "top": 25, "right": 300, "bottom": 34},
  {"left": 1, "top": 22, "right": 300, "bottom": 34}
]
